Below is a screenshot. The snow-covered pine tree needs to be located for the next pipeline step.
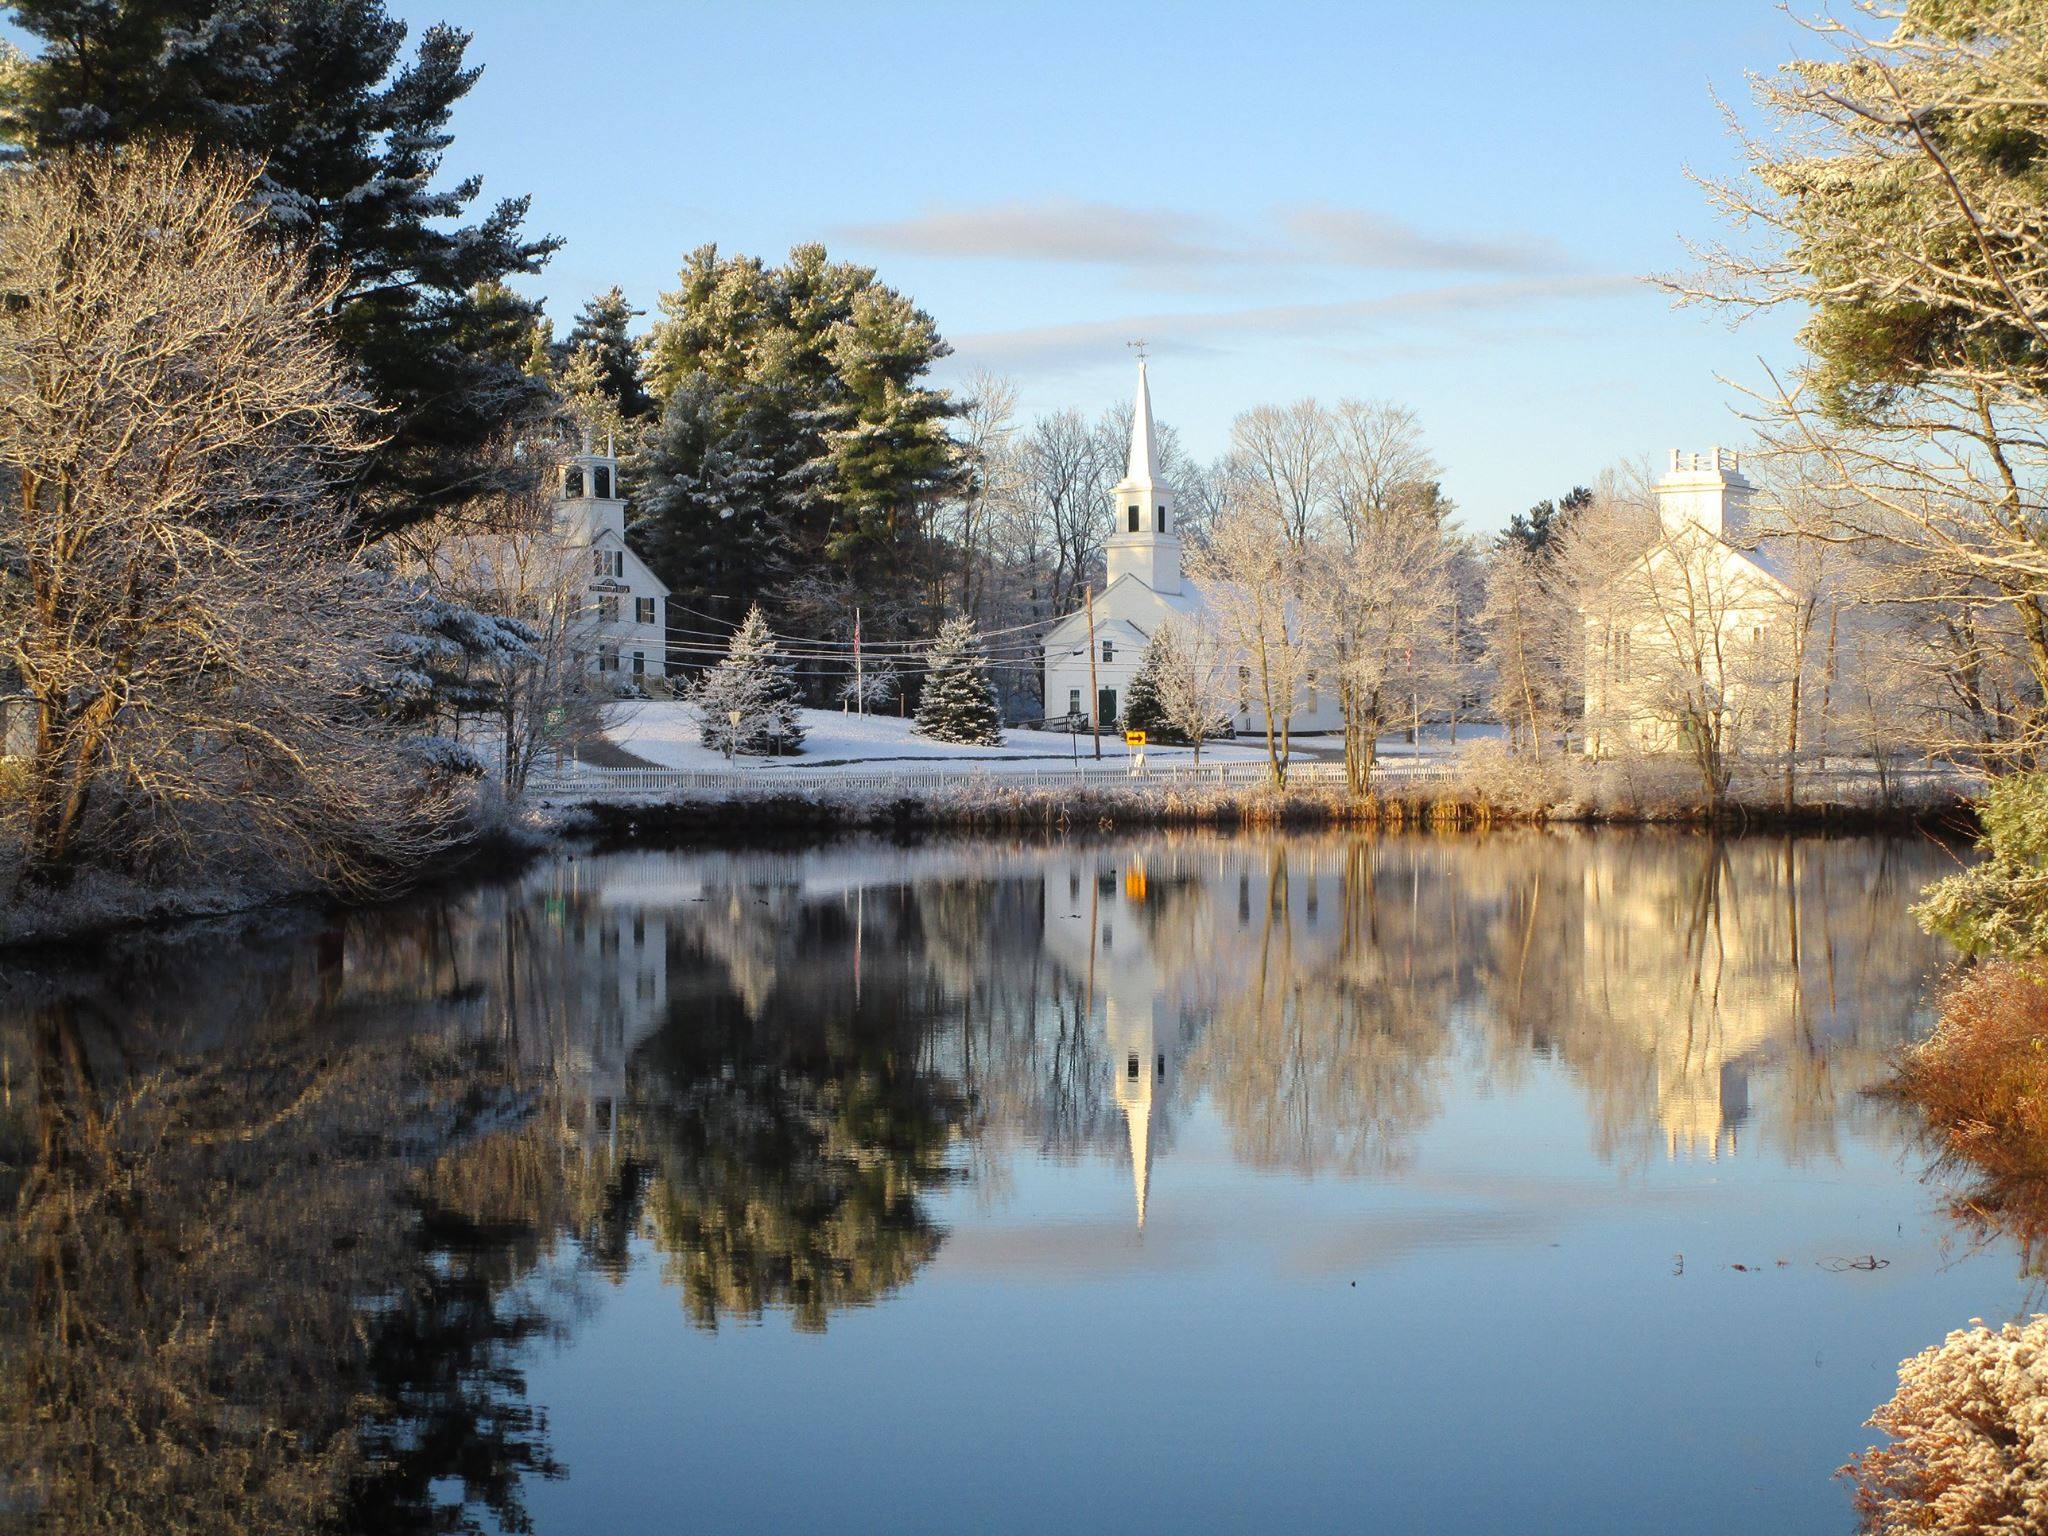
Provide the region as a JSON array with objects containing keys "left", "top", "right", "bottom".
[
  {"left": 692, "top": 605, "right": 805, "bottom": 756},
  {"left": 559, "top": 286, "right": 655, "bottom": 420},
  {"left": 2, "top": 0, "right": 562, "bottom": 535},
  {"left": 914, "top": 617, "right": 1003, "bottom": 745},
  {"left": 1118, "top": 633, "right": 1175, "bottom": 740},
  {"left": 630, "top": 374, "right": 790, "bottom": 629}
]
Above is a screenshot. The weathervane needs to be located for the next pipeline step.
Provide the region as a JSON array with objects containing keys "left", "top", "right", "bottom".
[{"left": 1127, "top": 337, "right": 1149, "bottom": 362}]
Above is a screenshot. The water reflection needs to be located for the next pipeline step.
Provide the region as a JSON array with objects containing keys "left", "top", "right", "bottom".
[{"left": 0, "top": 830, "right": 1971, "bottom": 1532}]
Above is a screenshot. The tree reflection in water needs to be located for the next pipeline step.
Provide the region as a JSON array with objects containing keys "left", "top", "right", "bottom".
[{"left": 0, "top": 830, "right": 1971, "bottom": 1533}]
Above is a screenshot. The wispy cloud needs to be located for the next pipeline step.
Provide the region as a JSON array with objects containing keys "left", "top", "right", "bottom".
[
  {"left": 838, "top": 198, "right": 1235, "bottom": 268},
  {"left": 1280, "top": 203, "right": 1570, "bottom": 275},
  {"left": 837, "top": 197, "right": 1576, "bottom": 279},
  {"left": 950, "top": 273, "right": 1641, "bottom": 370}
]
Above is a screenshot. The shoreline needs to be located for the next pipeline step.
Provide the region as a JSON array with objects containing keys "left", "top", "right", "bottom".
[
  {"left": 0, "top": 817, "right": 548, "bottom": 958},
  {"left": 0, "top": 780, "right": 1973, "bottom": 955},
  {"left": 561, "top": 778, "right": 1977, "bottom": 846}
]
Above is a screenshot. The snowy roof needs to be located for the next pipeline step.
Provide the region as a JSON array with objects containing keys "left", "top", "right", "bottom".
[{"left": 1043, "top": 572, "right": 1205, "bottom": 640}]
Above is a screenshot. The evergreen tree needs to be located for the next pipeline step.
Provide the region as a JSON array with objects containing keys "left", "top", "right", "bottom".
[
  {"left": 1501, "top": 485, "right": 1591, "bottom": 558},
  {"left": 0, "top": 0, "right": 561, "bottom": 534},
  {"left": 630, "top": 375, "right": 789, "bottom": 631},
  {"left": 560, "top": 286, "right": 654, "bottom": 421},
  {"left": 1119, "top": 634, "right": 1175, "bottom": 740},
  {"left": 691, "top": 605, "right": 804, "bottom": 756},
  {"left": 640, "top": 242, "right": 961, "bottom": 611},
  {"left": 913, "top": 617, "right": 1002, "bottom": 745}
]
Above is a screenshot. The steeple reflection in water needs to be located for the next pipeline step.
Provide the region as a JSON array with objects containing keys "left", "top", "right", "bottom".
[{"left": 0, "top": 830, "right": 2006, "bottom": 1536}]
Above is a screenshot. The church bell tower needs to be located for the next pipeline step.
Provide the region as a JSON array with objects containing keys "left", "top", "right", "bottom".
[{"left": 1105, "top": 360, "right": 1181, "bottom": 595}]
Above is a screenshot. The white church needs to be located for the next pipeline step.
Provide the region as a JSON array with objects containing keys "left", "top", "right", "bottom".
[
  {"left": 558, "top": 440, "right": 671, "bottom": 683},
  {"left": 1040, "top": 362, "right": 1343, "bottom": 737}
]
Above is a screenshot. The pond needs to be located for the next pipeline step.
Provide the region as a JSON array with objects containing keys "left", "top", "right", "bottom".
[{"left": 0, "top": 829, "right": 2026, "bottom": 1535}]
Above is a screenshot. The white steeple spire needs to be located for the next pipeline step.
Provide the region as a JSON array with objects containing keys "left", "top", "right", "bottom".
[
  {"left": 1126, "top": 360, "right": 1161, "bottom": 487},
  {"left": 1125, "top": 1090, "right": 1153, "bottom": 1229}
]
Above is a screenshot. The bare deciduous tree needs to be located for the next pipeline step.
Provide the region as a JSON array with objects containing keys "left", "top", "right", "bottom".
[
  {"left": 1192, "top": 503, "right": 1313, "bottom": 787},
  {"left": 1151, "top": 616, "right": 1232, "bottom": 765},
  {"left": 1229, "top": 399, "right": 1333, "bottom": 550},
  {"left": 403, "top": 443, "right": 606, "bottom": 801},
  {"left": 0, "top": 146, "right": 462, "bottom": 890}
]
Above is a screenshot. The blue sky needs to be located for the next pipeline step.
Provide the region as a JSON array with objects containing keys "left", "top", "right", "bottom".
[{"left": 142, "top": 3, "right": 1838, "bottom": 528}]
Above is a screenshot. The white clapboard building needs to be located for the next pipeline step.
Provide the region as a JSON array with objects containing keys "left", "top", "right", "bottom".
[{"left": 557, "top": 441, "right": 670, "bottom": 683}]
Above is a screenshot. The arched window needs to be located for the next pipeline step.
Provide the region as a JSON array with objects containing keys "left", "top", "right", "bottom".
[
  {"left": 563, "top": 463, "right": 585, "bottom": 498},
  {"left": 593, "top": 465, "right": 612, "bottom": 498}
]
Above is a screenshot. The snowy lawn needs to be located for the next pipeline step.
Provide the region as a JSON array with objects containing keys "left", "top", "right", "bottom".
[{"left": 603, "top": 703, "right": 1273, "bottom": 773}]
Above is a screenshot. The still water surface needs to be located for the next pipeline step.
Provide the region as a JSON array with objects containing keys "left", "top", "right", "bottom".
[{"left": 0, "top": 830, "right": 2028, "bottom": 1534}]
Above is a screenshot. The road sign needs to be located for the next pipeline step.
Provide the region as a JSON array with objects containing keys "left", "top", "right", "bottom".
[{"left": 1125, "top": 730, "right": 1147, "bottom": 748}]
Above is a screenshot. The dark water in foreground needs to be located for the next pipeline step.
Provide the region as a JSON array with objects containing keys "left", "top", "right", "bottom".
[{"left": 0, "top": 830, "right": 2028, "bottom": 1535}]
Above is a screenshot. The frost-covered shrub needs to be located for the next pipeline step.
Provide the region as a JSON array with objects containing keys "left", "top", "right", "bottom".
[
  {"left": 1441, "top": 741, "right": 1569, "bottom": 816},
  {"left": 1843, "top": 1315, "right": 2048, "bottom": 1534},
  {"left": 396, "top": 735, "right": 486, "bottom": 779},
  {"left": 1917, "top": 773, "right": 2048, "bottom": 957}
]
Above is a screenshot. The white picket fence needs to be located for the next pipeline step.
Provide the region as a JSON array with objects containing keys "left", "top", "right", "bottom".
[{"left": 530, "top": 755, "right": 1372, "bottom": 801}]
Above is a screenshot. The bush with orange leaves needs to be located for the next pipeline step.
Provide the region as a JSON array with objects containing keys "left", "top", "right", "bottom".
[{"left": 1894, "top": 962, "right": 2048, "bottom": 1186}]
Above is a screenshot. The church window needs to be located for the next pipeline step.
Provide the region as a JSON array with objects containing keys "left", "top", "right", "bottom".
[
  {"left": 1102, "top": 640, "right": 1114, "bottom": 664},
  {"left": 593, "top": 465, "right": 612, "bottom": 498},
  {"left": 1157, "top": 1054, "right": 1165, "bottom": 1079},
  {"left": 598, "top": 596, "right": 620, "bottom": 623},
  {"left": 1127, "top": 1053, "right": 1140, "bottom": 1081},
  {"left": 1156, "top": 505, "right": 1167, "bottom": 532},
  {"left": 591, "top": 548, "right": 606, "bottom": 577},
  {"left": 631, "top": 651, "right": 645, "bottom": 675},
  {"left": 1068, "top": 688, "right": 1081, "bottom": 718},
  {"left": 1127, "top": 505, "right": 1140, "bottom": 532},
  {"left": 564, "top": 464, "right": 585, "bottom": 498},
  {"left": 636, "top": 597, "right": 656, "bottom": 625},
  {"left": 597, "top": 645, "right": 619, "bottom": 673}
]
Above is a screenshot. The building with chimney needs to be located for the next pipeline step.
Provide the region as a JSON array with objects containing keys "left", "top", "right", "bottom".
[{"left": 1581, "top": 448, "right": 1803, "bottom": 758}]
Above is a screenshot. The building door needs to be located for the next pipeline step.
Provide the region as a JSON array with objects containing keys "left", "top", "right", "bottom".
[{"left": 1097, "top": 687, "right": 1118, "bottom": 729}]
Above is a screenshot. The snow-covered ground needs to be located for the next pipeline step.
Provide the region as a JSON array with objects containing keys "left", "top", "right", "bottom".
[{"left": 603, "top": 703, "right": 1278, "bottom": 773}]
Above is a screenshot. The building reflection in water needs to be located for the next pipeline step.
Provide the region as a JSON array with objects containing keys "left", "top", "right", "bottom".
[{"left": 0, "top": 830, "right": 1960, "bottom": 1533}]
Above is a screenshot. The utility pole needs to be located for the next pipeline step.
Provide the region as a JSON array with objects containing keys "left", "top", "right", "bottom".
[
  {"left": 1085, "top": 582, "right": 1101, "bottom": 760},
  {"left": 853, "top": 606, "right": 864, "bottom": 716}
]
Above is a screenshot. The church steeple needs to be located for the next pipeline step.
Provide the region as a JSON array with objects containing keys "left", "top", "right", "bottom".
[{"left": 1105, "top": 358, "right": 1181, "bottom": 595}]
